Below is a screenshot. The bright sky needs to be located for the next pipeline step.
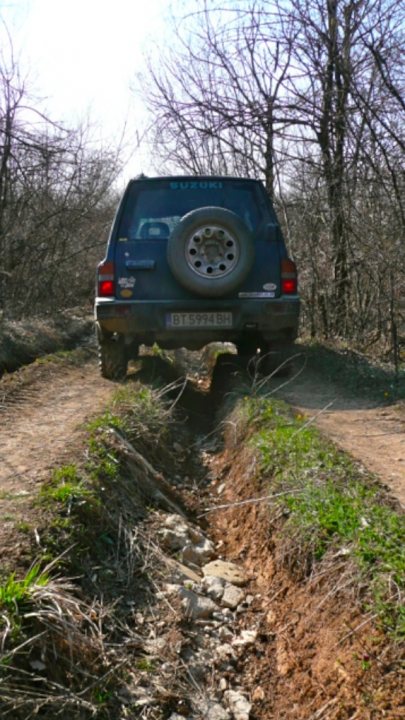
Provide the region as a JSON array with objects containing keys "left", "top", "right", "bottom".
[{"left": 0, "top": 0, "right": 178, "bottom": 180}]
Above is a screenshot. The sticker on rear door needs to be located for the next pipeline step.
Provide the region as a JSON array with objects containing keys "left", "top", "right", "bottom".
[
  {"left": 263, "top": 283, "right": 277, "bottom": 291},
  {"left": 118, "top": 277, "right": 136, "bottom": 289}
]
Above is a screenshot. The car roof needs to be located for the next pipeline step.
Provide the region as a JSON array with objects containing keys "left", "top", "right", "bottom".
[{"left": 131, "top": 174, "right": 261, "bottom": 184}]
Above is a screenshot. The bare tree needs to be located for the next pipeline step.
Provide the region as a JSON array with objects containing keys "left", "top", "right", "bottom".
[
  {"left": 139, "top": 0, "right": 304, "bottom": 197},
  {"left": 0, "top": 45, "right": 122, "bottom": 319},
  {"left": 282, "top": 0, "right": 404, "bottom": 337},
  {"left": 138, "top": 0, "right": 404, "bottom": 357}
]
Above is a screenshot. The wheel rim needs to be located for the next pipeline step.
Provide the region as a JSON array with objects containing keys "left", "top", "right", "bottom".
[{"left": 185, "top": 224, "right": 240, "bottom": 279}]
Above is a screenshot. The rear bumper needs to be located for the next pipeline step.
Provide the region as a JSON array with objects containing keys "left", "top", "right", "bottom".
[{"left": 95, "top": 297, "right": 300, "bottom": 348}]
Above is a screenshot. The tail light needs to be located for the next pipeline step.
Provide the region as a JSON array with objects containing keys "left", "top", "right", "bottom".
[
  {"left": 281, "top": 258, "right": 297, "bottom": 294},
  {"left": 97, "top": 261, "right": 115, "bottom": 297}
]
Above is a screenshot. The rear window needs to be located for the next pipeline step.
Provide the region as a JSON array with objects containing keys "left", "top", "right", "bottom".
[{"left": 118, "top": 179, "right": 264, "bottom": 239}]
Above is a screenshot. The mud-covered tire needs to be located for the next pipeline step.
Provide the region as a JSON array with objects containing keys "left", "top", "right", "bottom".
[
  {"left": 167, "top": 207, "right": 254, "bottom": 297},
  {"left": 98, "top": 337, "right": 128, "bottom": 380}
]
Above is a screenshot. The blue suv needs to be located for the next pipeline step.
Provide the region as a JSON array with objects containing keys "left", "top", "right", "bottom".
[{"left": 95, "top": 175, "right": 299, "bottom": 379}]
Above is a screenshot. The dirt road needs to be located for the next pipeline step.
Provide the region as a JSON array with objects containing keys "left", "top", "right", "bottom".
[
  {"left": 0, "top": 360, "right": 116, "bottom": 494},
  {"left": 1, "top": 352, "right": 404, "bottom": 516},
  {"left": 0, "top": 357, "right": 118, "bottom": 566},
  {"left": 273, "top": 368, "right": 405, "bottom": 508}
]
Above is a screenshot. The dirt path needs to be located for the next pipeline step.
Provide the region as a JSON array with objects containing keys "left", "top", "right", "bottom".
[
  {"left": 0, "top": 359, "right": 117, "bottom": 566},
  {"left": 0, "top": 361, "right": 116, "bottom": 493},
  {"left": 273, "top": 369, "right": 405, "bottom": 508}
]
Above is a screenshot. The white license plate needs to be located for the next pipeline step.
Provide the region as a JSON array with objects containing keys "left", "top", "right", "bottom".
[{"left": 167, "top": 312, "right": 233, "bottom": 328}]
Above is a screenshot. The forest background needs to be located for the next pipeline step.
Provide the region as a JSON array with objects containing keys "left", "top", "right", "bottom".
[{"left": 0, "top": 0, "right": 404, "bottom": 365}]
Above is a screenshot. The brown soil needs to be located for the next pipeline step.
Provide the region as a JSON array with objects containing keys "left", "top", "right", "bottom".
[{"left": 0, "top": 349, "right": 403, "bottom": 718}]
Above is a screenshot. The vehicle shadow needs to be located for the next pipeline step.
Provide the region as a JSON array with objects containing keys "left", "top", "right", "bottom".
[{"left": 263, "top": 342, "right": 404, "bottom": 413}]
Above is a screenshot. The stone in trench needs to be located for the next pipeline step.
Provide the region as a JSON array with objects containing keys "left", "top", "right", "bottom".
[
  {"left": 197, "top": 700, "right": 231, "bottom": 720},
  {"left": 221, "top": 583, "right": 245, "bottom": 609},
  {"left": 214, "top": 643, "right": 237, "bottom": 662},
  {"left": 163, "top": 513, "right": 184, "bottom": 528},
  {"left": 162, "top": 513, "right": 205, "bottom": 545},
  {"left": 187, "top": 525, "right": 206, "bottom": 544},
  {"left": 219, "top": 626, "right": 234, "bottom": 641},
  {"left": 252, "top": 686, "right": 265, "bottom": 702},
  {"left": 232, "top": 629, "right": 258, "bottom": 648},
  {"left": 202, "top": 560, "right": 249, "bottom": 587},
  {"left": 180, "top": 589, "right": 218, "bottom": 620},
  {"left": 202, "top": 574, "right": 226, "bottom": 601},
  {"left": 181, "top": 538, "right": 216, "bottom": 567},
  {"left": 158, "top": 526, "right": 189, "bottom": 551},
  {"left": 163, "top": 582, "right": 182, "bottom": 596},
  {"left": 224, "top": 690, "right": 252, "bottom": 720},
  {"left": 166, "top": 558, "right": 201, "bottom": 583}
]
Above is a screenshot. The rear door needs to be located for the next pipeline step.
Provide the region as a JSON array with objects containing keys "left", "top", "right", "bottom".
[{"left": 113, "top": 177, "right": 283, "bottom": 301}]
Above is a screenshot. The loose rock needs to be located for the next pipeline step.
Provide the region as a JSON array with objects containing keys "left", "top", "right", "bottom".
[
  {"left": 215, "top": 643, "right": 237, "bottom": 661},
  {"left": 232, "top": 629, "right": 258, "bottom": 648},
  {"left": 202, "top": 574, "right": 226, "bottom": 600},
  {"left": 202, "top": 560, "right": 249, "bottom": 587},
  {"left": 221, "top": 583, "right": 245, "bottom": 609},
  {"left": 158, "top": 526, "right": 189, "bottom": 551},
  {"left": 180, "top": 589, "right": 218, "bottom": 620},
  {"left": 182, "top": 537, "right": 216, "bottom": 567},
  {"left": 224, "top": 690, "right": 252, "bottom": 720},
  {"left": 196, "top": 700, "right": 231, "bottom": 720},
  {"left": 166, "top": 558, "right": 201, "bottom": 583}
]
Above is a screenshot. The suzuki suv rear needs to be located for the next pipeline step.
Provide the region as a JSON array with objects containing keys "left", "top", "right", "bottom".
[{"left": 95, "top": 175, "right": 299, "bottom": 379}]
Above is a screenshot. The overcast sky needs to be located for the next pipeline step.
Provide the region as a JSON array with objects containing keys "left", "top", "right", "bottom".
[{"left": 1, "top": 0, "right": 178, "bottom": 179}]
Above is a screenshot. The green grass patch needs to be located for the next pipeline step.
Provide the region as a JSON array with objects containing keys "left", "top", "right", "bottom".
[
  {"left": 40, "top": 464, "right": 92, "bottom": 505},
  {"left": 38, "top": 382, "right": 177, "bottom": 574},
  {"left": 241, "top": 395, "right": 405, "bottom": 638},
  {"left": 0, "top": 564, "right": 48, "bottom": 610},
  {"left": 0, "top": 563, "right": 49, "bottom": 640}
]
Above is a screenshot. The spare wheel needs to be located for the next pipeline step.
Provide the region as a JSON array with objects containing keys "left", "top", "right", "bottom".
[{"left": 167, "top": 206, "right": 254, "bottom": 297}]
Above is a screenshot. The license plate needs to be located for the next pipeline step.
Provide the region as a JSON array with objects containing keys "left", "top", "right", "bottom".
[{"left": 167, "top": 312, "right": 233, "bottom": 328}]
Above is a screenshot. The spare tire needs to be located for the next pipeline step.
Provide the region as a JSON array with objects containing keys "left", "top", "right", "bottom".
[{"left": 167, "top": 206, "right": 254, "bottom": 297}]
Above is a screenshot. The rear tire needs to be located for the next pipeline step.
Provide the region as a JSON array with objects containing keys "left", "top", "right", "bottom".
[{"left": 98, "top": 336, "right": 128, "bottom": 380}]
